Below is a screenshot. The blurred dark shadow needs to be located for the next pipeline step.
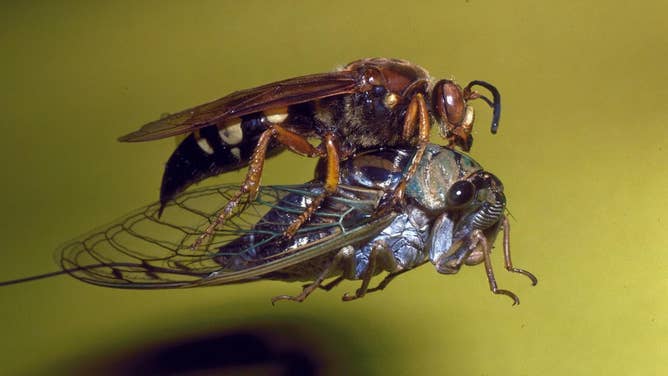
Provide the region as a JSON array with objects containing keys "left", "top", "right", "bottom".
[{"left": 61, "top": 314, "right": 376, "bottom": 376}]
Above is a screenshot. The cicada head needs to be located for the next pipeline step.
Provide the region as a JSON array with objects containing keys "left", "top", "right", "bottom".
[{"left": 427, "top": 170, "right": 507, "bottom": 274}]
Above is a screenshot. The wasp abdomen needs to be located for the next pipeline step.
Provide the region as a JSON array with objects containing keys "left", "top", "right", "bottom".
[{"left": 159, "top": 116, "right": 284, "bottom": 209}]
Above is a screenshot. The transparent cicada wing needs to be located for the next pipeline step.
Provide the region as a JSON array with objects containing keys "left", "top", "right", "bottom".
[{"left": 57, "top": 183, "right": 395, "bottom": 289}]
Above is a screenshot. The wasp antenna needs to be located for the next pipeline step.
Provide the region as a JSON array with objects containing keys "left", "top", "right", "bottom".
[
  {"left": 474, "top": 94, "right": 495, "bottom": 108},
  {"left": 466, "top": 80, "right": 501, "bottom": 134}
]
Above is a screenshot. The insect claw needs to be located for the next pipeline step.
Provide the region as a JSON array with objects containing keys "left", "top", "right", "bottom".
[
  {"left": 508, "top": 267, "right": 538, "bottom": 286},
  {"left": 501, "top": 217, "right": 538, "bottom": 286},
  {"left": 271, "top": 294, "right": 306, "bottom": 304},
  {"left": 270, "top": 295, "right": 292, "bottom": 305},
  {"left": 341, "top": 292, "right": 356, "bottom": 301},
  {"left": 341, "top": 289, "right": 366, "bottom": 301},
  {"left": 494, "top": 288, "right": 520, "bottom": 306}
]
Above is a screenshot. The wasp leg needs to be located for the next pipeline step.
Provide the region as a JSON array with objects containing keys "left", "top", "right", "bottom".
[
  {"left": 471, "top": 230, "right": 521, "bottom": 305},
  {"left": 271, "top": 246, "right": 352, "bottom": 304},
  {"left": 502, "top": 216, "right": 538, "bottom": 285},
  {"left": 401, "top": 94, "right": 419, "bottom": 140},
  {"left": 192, "top": 124, "right": 323, "bottom": 249},
  {"left": 284, "top": 132, "right": 340, "bottom": 238},
  {"left": 386, "top": 93, "right": 431, "bottom": 210}
]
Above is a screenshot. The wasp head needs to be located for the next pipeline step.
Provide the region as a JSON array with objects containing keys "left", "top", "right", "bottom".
[{"left": 431, "top": 79, "right": 501, "bottom": 151}]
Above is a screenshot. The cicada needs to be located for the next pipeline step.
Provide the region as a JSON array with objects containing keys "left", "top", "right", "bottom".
[
  {"left": 119, "top": 58, "right": 502, "bottom": 245},
  {"left": 0, "top": 144, "right": 535, "bottom": 304}
]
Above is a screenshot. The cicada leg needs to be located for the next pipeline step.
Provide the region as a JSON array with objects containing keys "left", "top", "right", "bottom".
[
  {"left": 191, "top": 124, "right": 325, "bottom": 250},
  {"left": 502, "top": 217, "right": 538, "bottom": 285},
  {"left": 340, "top": 244, "right": 382, "bottom": 301},
  {"left": 271, "top": 246, "right": 352, "bottom": 304},
  {"left": 471, "top": 229, "right": 521, "bottom": 305},
  {"left": 341, "top": 242, "right": 409, "bottom": 301},
  {"left": 366, "top": 260, "right": 429, "bottom": 295},
  {"left": 306, "top": 276, "right": 344, "bottom": 292}
]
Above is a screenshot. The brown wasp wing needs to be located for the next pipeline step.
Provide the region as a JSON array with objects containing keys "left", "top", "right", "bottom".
[
  {"left": 119, "top": 71, "right": 359, "bottom": 142},
  {"left": 57, "top": 183, "right": 394, "bottom": 289}
]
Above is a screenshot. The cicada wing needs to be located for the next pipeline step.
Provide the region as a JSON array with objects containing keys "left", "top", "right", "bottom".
[
  {"left": 57, "top": 183, "right": 394, "bottom": 289},
  {"left": 58, "top": 184, "right": 263, "bottom": 288},
  {"left": 118, "top": 71, "right": 359, "bottom": 142}
]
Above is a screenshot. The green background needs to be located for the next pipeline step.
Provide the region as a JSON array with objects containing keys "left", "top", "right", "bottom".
[{"left": 1, "top": 1, "right": 666, "bottom": 375}]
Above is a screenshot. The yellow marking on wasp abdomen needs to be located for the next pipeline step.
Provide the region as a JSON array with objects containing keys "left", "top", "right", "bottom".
[
  {"left": 264, "top": 107, "right": 289, "bottom": 124},
  {"left": 219, "top": 119, "right": 243, "bottom": 146},
  {"left": 194, "top": 130, "right": 214, "bottom": 155},
  {"left": 230, "top": 147, "right": 241, "bottom": 161}
]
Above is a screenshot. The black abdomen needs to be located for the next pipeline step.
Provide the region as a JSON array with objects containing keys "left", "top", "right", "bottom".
[{"left": 159, "top": 116, "right": 284, "bottom": 210}]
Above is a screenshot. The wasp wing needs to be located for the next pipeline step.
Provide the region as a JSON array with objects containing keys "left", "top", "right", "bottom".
[
  {"left": 119, "top": 71, "right": 359, "bottom": 142},
  {"left": 58, "top": 183, "right": 396, "bottom": 288}
]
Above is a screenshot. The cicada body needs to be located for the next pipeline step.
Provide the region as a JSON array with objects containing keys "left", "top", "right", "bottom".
[{"left": 1, "top": 145, "right": 536, "bottom": 304}]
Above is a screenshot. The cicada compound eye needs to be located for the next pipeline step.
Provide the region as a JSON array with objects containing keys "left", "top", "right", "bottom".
[{"left": 446, "top": 180, "right": 476, "bottom": 207}]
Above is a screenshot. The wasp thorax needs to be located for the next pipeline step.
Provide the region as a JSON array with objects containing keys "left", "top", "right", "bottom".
[
  {"left": 360, "top": 67, "right": 384, "bottom": 90},
  {"left": 383, "top": 92, "right": 399, "bottom": 108}
]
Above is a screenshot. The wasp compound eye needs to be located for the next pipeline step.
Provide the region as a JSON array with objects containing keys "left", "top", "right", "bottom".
[
  {"left": 447, "top": 180, "right": 476, "bottom": 207},
  {"left": 432, "top": 79, "right": 465, "bottom": 126}
]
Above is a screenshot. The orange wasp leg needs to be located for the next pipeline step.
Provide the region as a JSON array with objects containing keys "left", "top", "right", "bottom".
[
  {"left": 283, "top": 132, "right": 340, "bottom": 238},
  {"left": 401, "top": 94, "right": 419, "bottom": 140},
  {"left": 387, "top": 93, "right": 431, "bottom": 208},
  {"left": 191, "top": 124, "right": 323, "bottom": 249}
]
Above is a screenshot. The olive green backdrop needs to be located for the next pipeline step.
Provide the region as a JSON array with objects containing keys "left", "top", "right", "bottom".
[{"left": 1, "top": 1, "right": 666, "bottom": 375}]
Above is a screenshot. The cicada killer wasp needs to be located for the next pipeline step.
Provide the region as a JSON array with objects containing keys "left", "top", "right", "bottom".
[{"left": 118, "top": 58, "right": 502, "bottom": 247}]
